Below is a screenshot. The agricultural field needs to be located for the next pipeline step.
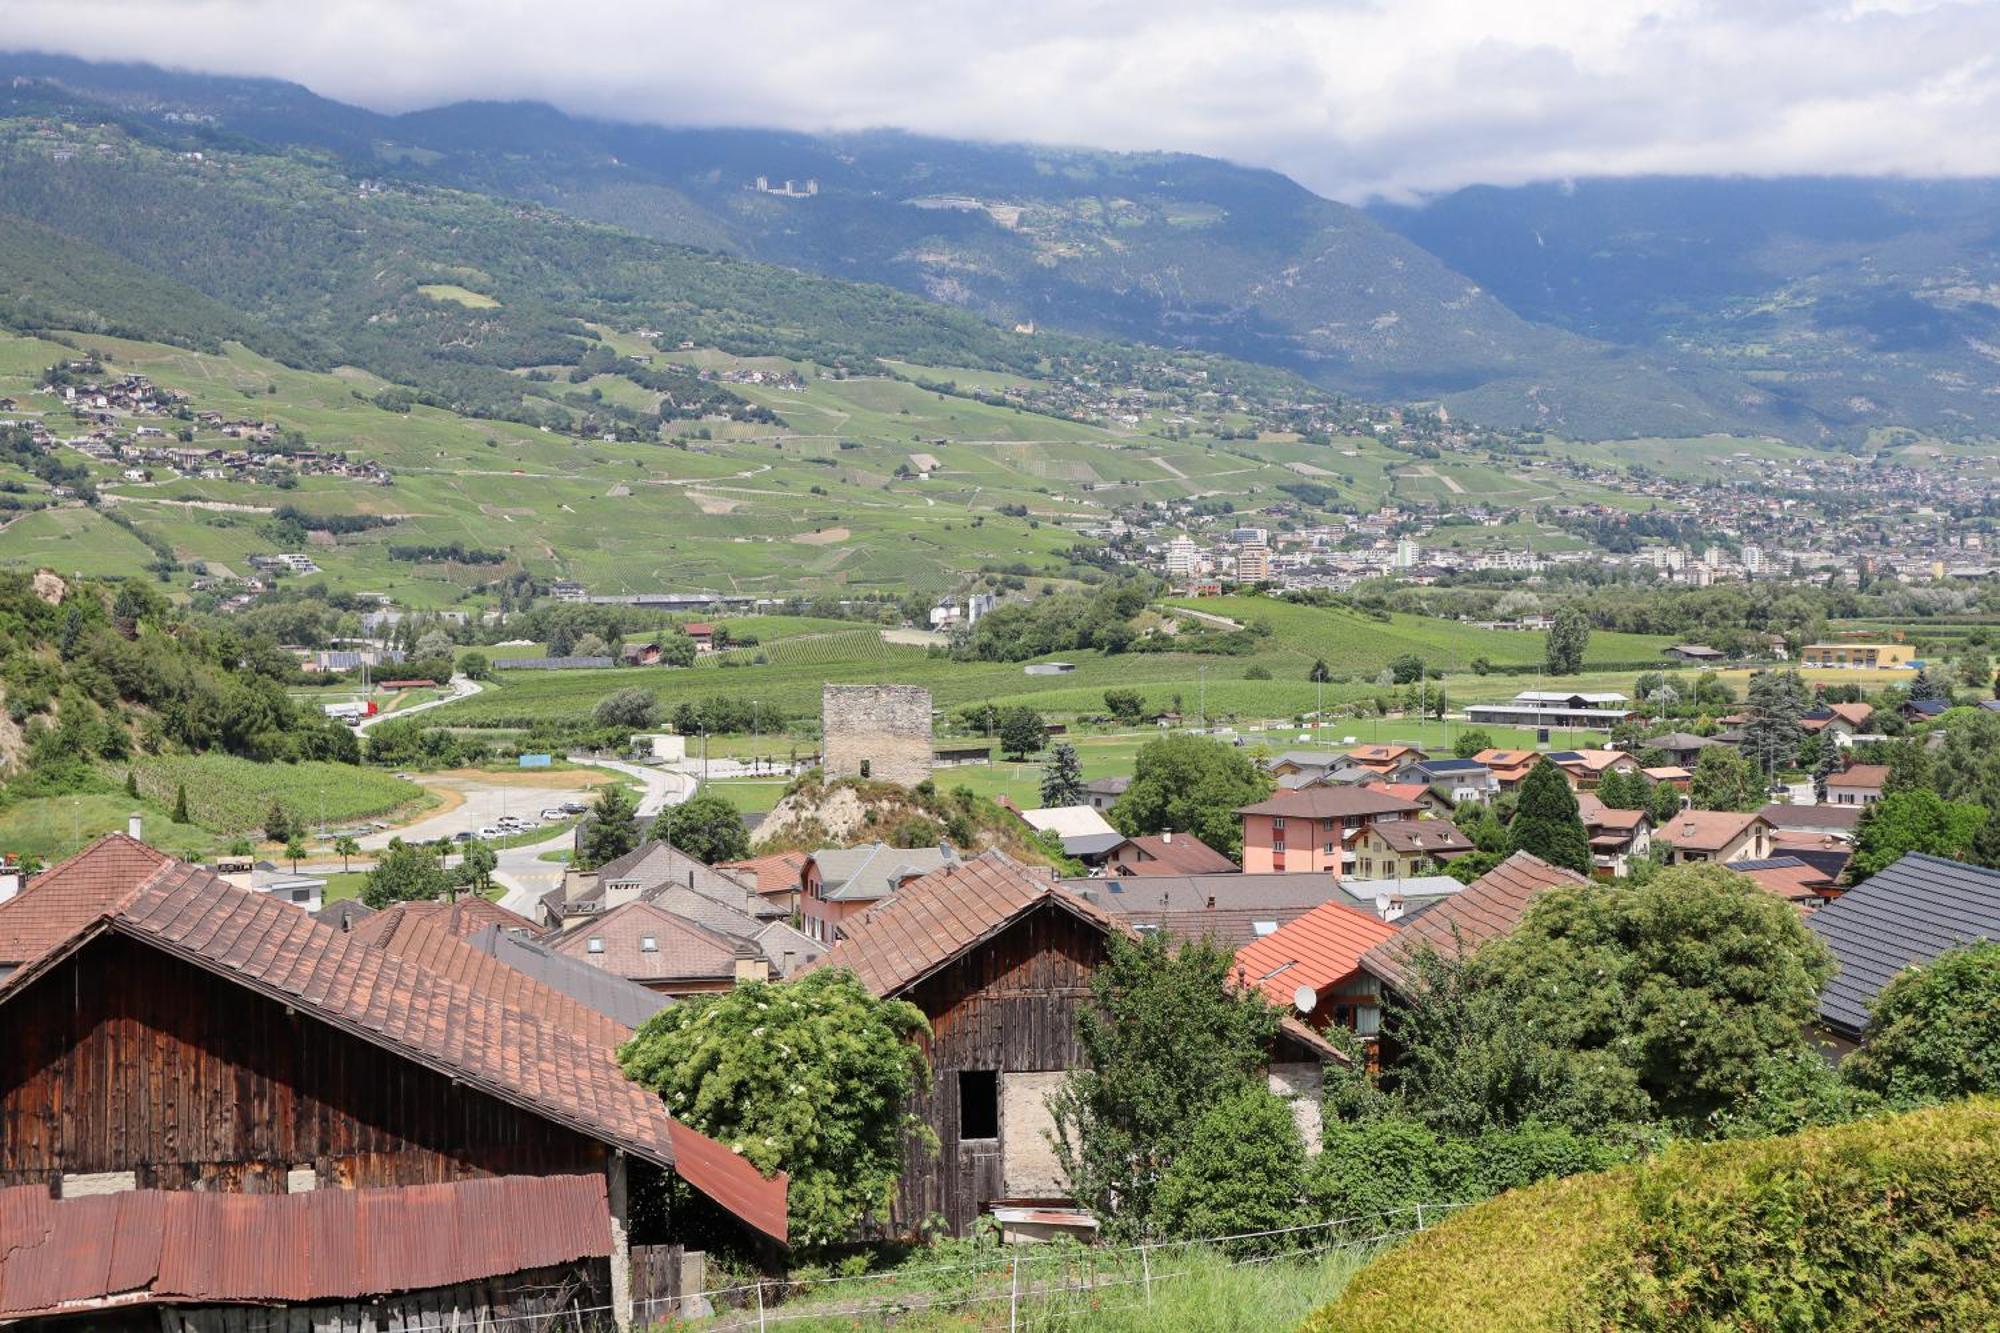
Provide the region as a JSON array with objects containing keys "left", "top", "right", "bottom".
[{"left": 125, "top": 755, "right": 429, "bottom": 835}]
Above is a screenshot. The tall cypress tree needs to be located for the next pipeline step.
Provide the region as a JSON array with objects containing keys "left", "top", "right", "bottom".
[{"left": 1507, "top": 760, "right": 1592, "bottom": 874}]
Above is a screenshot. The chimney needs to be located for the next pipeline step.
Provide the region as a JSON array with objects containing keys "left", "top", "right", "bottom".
[
  {"left": 127, "top": 813, "right": 143, "bottom": 843},
  {"left": 1162, "top": 830, "right": 1173, "bottom": 844}
]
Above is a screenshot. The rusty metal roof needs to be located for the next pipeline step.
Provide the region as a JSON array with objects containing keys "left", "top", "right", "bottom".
[
  {"left": 0, "top": 836, "right": 788, "bottom": 1244},
  {"left": 0, "top": 1175, "right": 610, "bottom": 1317}
]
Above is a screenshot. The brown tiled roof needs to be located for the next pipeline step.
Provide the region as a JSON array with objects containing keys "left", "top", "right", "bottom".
[
  {"left": 818, "top": 852, "right": 1349, "bottom": 1063},
  {"left": 349, "top": 908, "right": 634, "bottom": 1046},
  {"left": 0, "top": 835, "right": 171, "bottom": 965},
  {"left": 1828, "top": 764, "right": 1890, "bottom": 788},
  {"left": 0, "top": 1175, "right": 610, "bottom": 1318},
  {"left": 548, "top": 900, "right": 750, "bottom": 985},
  {"left": 1104, "top": 833, "right": 1237, "bottom": 877},
  {"left": 0, "top": 837, "right": 786, "bottom": 1241},
  {"left": 719, "top": 850, "right": 809, "bottom": 896},
  {"left": 812, "top": 853, "right": 1117, "bottom": 996},
  {"left": 1575, "top": 794, "right": 1649, "bottom": 832},
  {"left": 1655, "top": 810, "right": 1770, "bottom": 853},
  {"left": 1361, "top": 819, "right": 1473, "bottom": 855},
  {"left": 349, "top": 896, "right": 539, "bottom": 950},
  {"left": 1359, "top": 851, "right": 1587, "bottom": 991},
  {"left": 1759, "top": 803, "right": 1863, "bottom": 833},
  {"left": 1234, "top": 900, "right": 1400, "bottom": 1008},
  {"left": 1237, "top": 788, "right": 1422, "bottom": 820}
]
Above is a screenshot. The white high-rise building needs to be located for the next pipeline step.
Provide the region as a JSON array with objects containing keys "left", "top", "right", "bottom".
[
  {"left": 1235, "top": 541, "right": 1271, "bottom": 584},
  {"left": 1743, "top": 544, "right": 1763, "bottom": 575},
  {"left": 1164, "top": 535, "right": 1199, "bottom": 579},
  {"left": 1393, "top": 537, "right": 1421, "bottom": 569}
]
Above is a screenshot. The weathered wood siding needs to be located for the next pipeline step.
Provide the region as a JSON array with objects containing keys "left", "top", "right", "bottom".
[
  {"left": 892, "top": 903, "right": 1104, "bottom": 1234},
  {"left": 0, "top": 933, "right": 602, "bottom": 1190}
]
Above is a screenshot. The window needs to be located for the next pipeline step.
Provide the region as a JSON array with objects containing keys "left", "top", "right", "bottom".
[
  {"left": 1323, "top": 842, "right": 1336, "bottom": 857},
  {"left": 640, "top": 936, "right": 658, "bottom": 953},
  {"left": 587, "top": 937, "right": 605, "bottom": 954},
  {"left": 958, "top": 1070, "right": 999, "bottom": 1140},
  {"left": 1252, "top": 920, "right": 1278, "bottom": 936},
  {"left": 1270, "top": 817, "right": 1286, "bottom": 832}
]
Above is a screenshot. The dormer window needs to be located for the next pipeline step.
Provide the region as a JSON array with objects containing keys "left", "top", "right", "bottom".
[{"left": 587, "top": 937, "right": 605, "bottom": 954}]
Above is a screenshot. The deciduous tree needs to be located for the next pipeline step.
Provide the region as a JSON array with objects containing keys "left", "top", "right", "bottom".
[
  {"left": 1110, "top": 734, "right": 1270, "bottom": 860},
  {"left": 651, "top": 791, "right": 752, "bottom": 865},
  {"left": 618, "top": 970, "right": 932, "bottom": 1250}
]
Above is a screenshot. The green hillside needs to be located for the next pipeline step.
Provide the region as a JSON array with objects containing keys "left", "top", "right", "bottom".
[{"left": 1308, "top": 1099, "right": 2000, "bottom": 1331}]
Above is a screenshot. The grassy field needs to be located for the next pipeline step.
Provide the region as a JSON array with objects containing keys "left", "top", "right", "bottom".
[
  {"left": 126, "top": 755, "right": 429, "bottom": 835},
  {"left": 0, "top": 788, "right": 212, "bottom": 863}
]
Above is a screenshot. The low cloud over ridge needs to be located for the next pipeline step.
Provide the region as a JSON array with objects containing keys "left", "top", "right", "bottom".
[{"left": 10, "top": 0, "right": 2000, "bottom": 201}]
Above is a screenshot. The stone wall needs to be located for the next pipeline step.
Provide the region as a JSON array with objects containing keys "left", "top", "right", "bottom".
[{"left": 822, "top": 684, "right": 933, "bottom": 788}]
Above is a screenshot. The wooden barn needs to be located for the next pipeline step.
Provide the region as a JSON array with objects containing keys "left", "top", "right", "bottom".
[
  {"left": 0, "top": 836, "right": 785, "bottom": 1329},
  {"left": 813, "top": 852, "right": 1342, "bottom": 1237}
]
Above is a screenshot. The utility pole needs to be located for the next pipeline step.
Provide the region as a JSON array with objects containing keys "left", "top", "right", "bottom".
[{"left": 1198, "top": 665, "right": 1207, "bottom": 733}]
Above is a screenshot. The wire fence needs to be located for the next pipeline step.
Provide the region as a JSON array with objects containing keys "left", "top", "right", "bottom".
[{"left": 365, "top": 1201, "right": 1470, "bottom": 1332}]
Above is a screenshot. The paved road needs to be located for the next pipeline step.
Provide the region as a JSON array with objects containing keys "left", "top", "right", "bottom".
[
  {"left": 356, "top": 674, "right": 483, "bottom": 732},
  {"left": 491, "top": 758, "right": 696, "bottom": 916},
  {"left": 356, "top": 771, "right": 608, "bottom": 852}
]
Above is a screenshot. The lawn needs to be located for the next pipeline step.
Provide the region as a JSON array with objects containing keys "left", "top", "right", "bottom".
[{"left": 0, "top": 788, "right": 212, "bottom": 864}]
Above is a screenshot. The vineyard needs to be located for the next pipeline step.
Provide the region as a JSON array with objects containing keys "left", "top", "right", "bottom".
[{"left": 128, "top": 756, "right": 430, "bottom": 834}]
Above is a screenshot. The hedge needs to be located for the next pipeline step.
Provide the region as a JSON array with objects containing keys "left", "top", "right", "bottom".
[{"left": 1302, "top": 1098, "right": 2000, "bottom": 1331}]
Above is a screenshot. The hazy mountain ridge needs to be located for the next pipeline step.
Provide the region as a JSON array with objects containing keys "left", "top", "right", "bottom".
[{"left": 4, "top": 51, "right": 1996, "bottom": 443}]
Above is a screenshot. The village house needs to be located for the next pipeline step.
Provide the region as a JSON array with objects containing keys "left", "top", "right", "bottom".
[
  {"left": 1575, "top": 793, "right": 1652, "bottom": 878},
  {"left": 545, "top": 900, "right": 770, "bottom": 996},
  {"left": 1065, "top": 871, "right": 1374, "bottom": 947},
  {"left": 1344, "top": 743, "right": 1424, "bottom": 777},
  {"left": 812, "top": 853, "right": 1343, "bottom": 1237},
  {"left": 1547, "top": 748, "right": 1643, "bottom": 790},
  {"left": 1096, "top": 830, "right": 1237, "bottom": 877},
  {"left": 0, "top": 837, "right": 785, "bottom": 1330},
  {"left": 1653, "top": 810, "right": 1775, "bottom": 865},
  {"left": 1800, "top": 701, "right": 1874, "bottom": 737},
  {"left": 1234, "top": 899, "right": 1400, "bottom": 1038},
  {"left": 801, "top": 842, "right": 959, "bottom": 942},
  {"left": 1807, "top": 854, "right": 2000, "bottom": 1054},
  {"left": 1406, "top": 756, "right": 1498, "bottom": 803},
  {"left": 1235, "top": 786, "right": 1424, "bottom": 876},
  {"left": 1644, "top": 731, "right": 1721, "bottom": 769},
  {"left": 1471, "top": 748, "right": 1545, "bottom": 790},
  {"left": 1348, "top": 819, "right": 1475, "bottom": 880},
  {"left": 1826, "top": 763, "right": 1889, "bottom": 807},
  {"left": 1731, "top": 856, "right": 1837, "bottom": 910},
  {"left": 1081, "top": 775, "right": 1130, "bottom": 813}
]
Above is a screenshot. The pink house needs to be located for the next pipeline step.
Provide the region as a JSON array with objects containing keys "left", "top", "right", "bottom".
[
  {"left": 1236, "top": 787, "right": 1423, "bottom": 878},
  {"left": 801, "top": 843, "right": 958, "bottom": 943}
]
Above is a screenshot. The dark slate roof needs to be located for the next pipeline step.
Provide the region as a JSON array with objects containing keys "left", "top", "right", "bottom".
[{"left": 1807, "top": 853, "right": 2000, "bottom": 1036}]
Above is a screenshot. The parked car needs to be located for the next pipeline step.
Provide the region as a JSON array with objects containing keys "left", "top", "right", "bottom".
[
  {"left": 539, "top": 808, "right": 568, "bottom": 821},
  {"left": 475, "top": 826, "right": 504, "bottom": 839},
  {"left": 451, "top": 831, "right": 473, "bottom": 843}
]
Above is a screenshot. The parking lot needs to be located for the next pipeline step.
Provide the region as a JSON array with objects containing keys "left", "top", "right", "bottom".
[{"left": 357, "top": 770, "right": 613, "bottom": 851}]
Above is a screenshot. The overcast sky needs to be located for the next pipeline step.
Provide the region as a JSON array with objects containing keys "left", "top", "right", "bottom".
[{"left": 10, "top": 0, "right": 2000, "bottom": 201}]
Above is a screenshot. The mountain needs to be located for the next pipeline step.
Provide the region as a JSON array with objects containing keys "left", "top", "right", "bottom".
[
  {"left": 1371, "top": 177, "right": 2000, "bottom": 444},
  {"left": 4, "top": 51, "right": 1998, "bottom": 444}
]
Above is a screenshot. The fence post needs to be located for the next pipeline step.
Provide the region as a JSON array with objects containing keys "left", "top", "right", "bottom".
[
  {"left": 1141, "top": 1245, "right": 1153, "bottom": 1306},
  {"left": 1009, "top": 1252, "right": 1021, "bottom": 1333},
  {"left": 756, "top": 1279, "right": 767, "bottom": 1333},
  {"left": 1415, "top": 1201, "right": 1426, "bottom": 1231}
]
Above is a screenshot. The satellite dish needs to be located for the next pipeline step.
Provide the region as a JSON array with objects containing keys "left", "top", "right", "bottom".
[{"left": 1293, "top": 984, "right": 1318, "bottom": 1014}]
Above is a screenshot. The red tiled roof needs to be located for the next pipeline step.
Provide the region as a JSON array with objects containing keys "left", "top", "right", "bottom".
[
  {"left": 1234, "top": 900, "right": 1399, "bottom": 1008},
  {"left": 1105, "top": 833, "right": 1237, "bottom": 876},
  {"left": 0, "top": 835, "right": 171, "bottom": 965},
  {"left": 720, "top": 850, "right": 810, "bottom": 896},
  {"left": 1828, "top": 764, "right": 1889, "bottom": 788},
  {"left": 1359, "top": 851, "right": 1587, "bottom": 991},
  {"left": 0, "top": 1175, "right": 611, "bottom": 1318},
  {"left": 1237, "top": 788, "right": 1422, "bottom": 819},
  {"left": 0, "top": 837, "right": 786, "bottom": 1242}
]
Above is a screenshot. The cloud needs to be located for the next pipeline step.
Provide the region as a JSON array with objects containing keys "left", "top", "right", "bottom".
[{"left": 8, "top": 0, "right": 2000, "bottom": 201}]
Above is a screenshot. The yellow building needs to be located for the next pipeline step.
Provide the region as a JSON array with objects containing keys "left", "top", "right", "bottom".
[{"left": 1802, "top": 642, "right": 1915, "bottom": 669}]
